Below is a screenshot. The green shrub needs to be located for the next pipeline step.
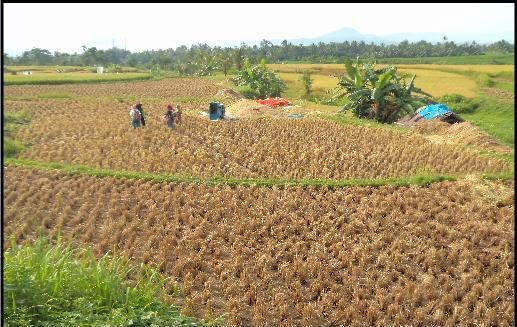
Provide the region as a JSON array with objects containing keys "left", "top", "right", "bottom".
[
  {"left": 108, "top": 64, "right": 123, "bottom": 73},
  {"left": 476, "top": 73, "right": 495, "bottom": 87},
  {"left": 300, "top": 70, "right": 313, "bottom": 98},
  {"left": 3, "top": 236, "right": 204, "bottom": 326},
  {"left": 438, "top": 93, "right": 480, "bottom": 114},
  {"left": 226, "top": 68, "right": 237, "bottom": 75},
  {"left": 3, "top": 138, "right": 25, "bottom": 157},
  {"left": 4, "top": 109, "right": 32, "bottom": 126},
  {"left": 3, "top": 109, "right": 32, "bottom": 158},
  {"left": 311, "top": 95, "right": 349, "bottom": 106}
]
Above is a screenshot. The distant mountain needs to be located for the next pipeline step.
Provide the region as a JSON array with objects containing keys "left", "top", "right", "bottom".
[
  {"left": 279, "top": 27, "right": 387, "bottom": 45},
  {"left": 265, "top": 27, "right": 514, "bottom": 46}
]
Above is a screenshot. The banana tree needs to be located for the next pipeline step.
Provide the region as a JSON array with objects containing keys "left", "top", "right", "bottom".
[
  {"left": 194, "top": 52, "right": 219, "bottom": 76},
  {"left": 337, "top": 57, "right": 434, "bottom": 123},
  {"left": 233, "top": 58, "right": 286, "bottom": 98}
]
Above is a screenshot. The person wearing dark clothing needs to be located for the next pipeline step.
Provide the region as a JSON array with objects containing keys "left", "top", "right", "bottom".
[
  {"left": 129, "top": 105, "right": 141, "bottom": 128},
  {"left": 164, "top": 104, "right": 175, "bottom": 129},
  {"left": 136, "top": 103, "right": 146, "bottom": 126}
]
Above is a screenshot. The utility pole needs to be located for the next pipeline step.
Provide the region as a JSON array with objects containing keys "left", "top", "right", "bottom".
[{"left": 125, "top": 38, "right": 127, "bottom": 51}]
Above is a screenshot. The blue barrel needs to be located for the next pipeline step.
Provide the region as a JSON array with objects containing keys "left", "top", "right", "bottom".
[
  {"left": 209, "top": 102, "right": 225, "bottom": 120},
  {"left": 209, "top": 102, "right": 220, "bottom": 120},
  {"left": 209, "top": 110, "right": 219, "bottom": 120}
]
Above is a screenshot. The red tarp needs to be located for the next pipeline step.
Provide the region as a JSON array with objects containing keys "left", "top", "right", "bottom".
[{"left": 256, "top": 97, "right": 291, "bottom": 107}]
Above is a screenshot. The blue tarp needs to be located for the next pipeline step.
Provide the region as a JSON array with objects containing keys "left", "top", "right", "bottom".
[{"left": 417, "top": 104, "right": 451, "bottom": 120}]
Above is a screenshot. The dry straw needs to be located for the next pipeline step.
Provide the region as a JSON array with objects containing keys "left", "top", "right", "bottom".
[{"left": 4, "top": 167, "right": 514, "bottom": 326}]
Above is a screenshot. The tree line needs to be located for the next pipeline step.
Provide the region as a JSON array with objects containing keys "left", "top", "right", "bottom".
[{"left": 3, "top": 39, "right": 514, "bottom": 75}]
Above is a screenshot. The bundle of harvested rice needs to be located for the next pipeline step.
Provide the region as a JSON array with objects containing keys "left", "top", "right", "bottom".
[{"left": 412, "top": 120, "right": 450, "bottom": 134}]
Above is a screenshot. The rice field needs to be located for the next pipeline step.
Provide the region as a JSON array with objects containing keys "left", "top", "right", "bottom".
[
  {"left": 3, "top": 71, "right": 514, "bottom": 326},
  {"left": 277, "top": 72, "right": 341, "bottom": 100},
  {"left": 267, "top": 63, "right": 514, "bottom": 75},
  {"left": 4, "top": 77, "right": 221, "bottom": 98},
  {"left": 396, "top": 64, "right": 514, "bottom": 74},
  {"left": 269, "top": 63, "right": 508, "bottom": 98},
  {"left": 3, "top": 167, "right": 514, "bottom": 326},
  {"left": 399, "top": 69, "right": 478, "bottom": 97}
]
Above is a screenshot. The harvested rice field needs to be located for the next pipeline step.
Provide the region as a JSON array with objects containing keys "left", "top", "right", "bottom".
[
  {"left": 3, "top": 73, "right": 514, "bottom": 326},
  {"left": 3, "top": 79, "right": 512, "bottom": 180},
  {"left": 3, "top": 167, "right": 514, "bottom": 326}
]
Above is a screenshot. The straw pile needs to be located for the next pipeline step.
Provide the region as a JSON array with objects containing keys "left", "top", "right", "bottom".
[
  {"left": 412, "top": 120, "right": 450, "bottom": 134},
  {"left": 225, "top": 99, "right": 270, "bottom": 118},
  {"left": 413, "top": 120, "right": 510, "bottom": 152}
]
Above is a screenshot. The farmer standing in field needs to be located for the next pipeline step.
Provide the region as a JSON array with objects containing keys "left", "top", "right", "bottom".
[
  {"left": 136, "top": 102, "right": 146, "bottom": 127},
  {"left": 175, "top": 104, "right": 182, "bottom": 124},
  {"left": 129, "top": 104, "right": 142, "bottom": 128},
  {"left": 164, "top": 104, "right": 176, "bottom": 129}
]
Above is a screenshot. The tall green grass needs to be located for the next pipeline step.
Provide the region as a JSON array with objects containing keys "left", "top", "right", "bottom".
[
  {"left": 475, "top": 73, "right": 496, "bottom": 87},
  {"left": 492, "top": 80, "right": 514, "bottom": 92},
  {"left": 488, "top": 71, "right": 515, "bottom": 92},
  {"left": 438, "top": 94, "right": 481, "bottom": 114},
  {"left": 320, "top": 113, "right": 408, "bottom": 133},
  {"left": 3, "top": 138, "right": 25, "bottom": 158},
  {"left": 437, "top": 91, "right": 514, "bottom": 148},
  {"left": 3, "top": 236, "right": 203, "bottom": 326},
  {"left": 3, "top": 109, "right": 32, "bottom": 158}
]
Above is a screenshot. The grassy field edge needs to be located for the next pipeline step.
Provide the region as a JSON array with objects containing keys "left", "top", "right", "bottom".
[
  {"left": 4, "top": 158, "right": 514, "bottom": 188},
  {"left": 3, "top": 74, "right": 154, "bottom": 86}
]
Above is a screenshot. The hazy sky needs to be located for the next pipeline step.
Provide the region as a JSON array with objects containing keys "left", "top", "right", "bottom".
[{"left": 3, "top": 3, "right": 514, "bottom": 55}]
